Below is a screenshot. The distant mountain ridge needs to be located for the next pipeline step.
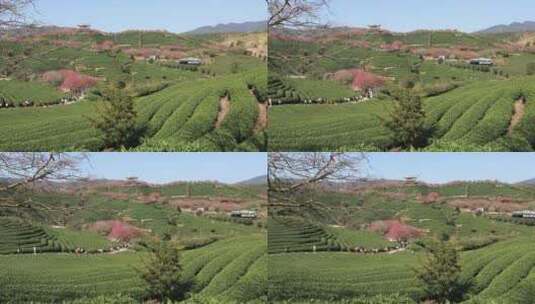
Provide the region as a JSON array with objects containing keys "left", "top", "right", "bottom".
[
  {"left": 0, "top": 25, "right": 173, "bottom": 39},
  {"left": 518, "top": 178, "right": 535, "bottom": 185},
  {"left": 236, "top": 175, "right": 267, "bottom": 185},
  {"left": 0, "top": 21, "right": 267, "bottom": 38},
  {"left": 186, "top": 21, "right": 266, "bottom": 35},
  {"left": 477, "top": 21, "right": 535, "bottom": 34}
]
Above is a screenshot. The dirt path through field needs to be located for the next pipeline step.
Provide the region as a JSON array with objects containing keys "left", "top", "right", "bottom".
[
  {"left": 388, "top": 247, "right": 407, "bottom": 255},
  {"left": 215, "top": 95, "right": 230, "bottom": 128},
  {"left": 254, "top": 102, "right": 268, "bottom": 133},
  {"left": 508, "top": 97, "right": 526, "bottom": 135}
]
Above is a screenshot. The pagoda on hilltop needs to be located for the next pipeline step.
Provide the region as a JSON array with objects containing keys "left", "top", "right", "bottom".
[
  {"left": 368, "top": 24, "right": 382, "bottom": 31},
  {"left": 404, "top": 176, "right": 418, "bottom": 185}
]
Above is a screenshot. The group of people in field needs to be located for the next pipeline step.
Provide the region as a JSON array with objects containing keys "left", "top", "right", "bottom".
[
  {"left": 15, "top": 244, "right": 132, "bottom": 256},
  {"left": 0, "top": 95, "right": 80, "bottom": 109}
]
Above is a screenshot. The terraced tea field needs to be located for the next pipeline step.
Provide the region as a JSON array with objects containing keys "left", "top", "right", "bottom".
[
  {"left": 135, "top": 68, "right": 267, "bottom": 151},
  {"left": 269, "top": 39, "right": 421, "bottom": 80},
  {"left": 0, "top": 80, "right": 65, "bottom": 106},
  {"left": 268, "top": 23, "right": 535, "bottom": 152},
  {"left": 44, "top": 227, "right": 112, "bottom": 252},
  {"left": 268, "top": 217, "right": 333, "bottom": 253},
  {"left": 269, "top": 250, "right": 422, "bottom": 301},
  {"left": 182, "top": 235, "right": 267, "bottom": 302},
  {"left": 0, "top": 66, "right": 267, "bottom": 152},
  {"left": 156, "top": 181, "right": 267, "bottom": 199},
  {"left": 0, "top": 27, "right": 267, "bottom": 152},
  {"left": 0, "top": 235, "right": 266, "bottom": 303},
  {"left": 0, "top": 174, "right": 268, "bottom": 303},
  {"left": 269, "top": 177, "right": 535, "bottom": 303},
  {"left": 383, "top": 180, "right": 535, "bottom": 200},
  {"left": 0, "top": 217, "right": 112, "bottom": 254},
  {"left": 268, "top": 76, "right": 357, "bottom": 105},
  {"left": 269, "top": 101, "right": 391, "bottom": 151},
  {"left": 325, "top": 226, "right": 395, "bottom": 250},
  {"left": 268, "top": 216, "right": 396, "bottom": 254},
  {"left": 0, "top": 217, "right": 59, "bottom": 254},
  {"left": 269, "top": 77, "right": 535, "bottom": 151},
  {"left": 269, "top": 236, "right": 535, "bottom": 303},
  {"left": 0, "top": 101, "right": 101, "bottom": 151},
  {"left": 0, "top": 252, "right": 145, "bottom": 303}
]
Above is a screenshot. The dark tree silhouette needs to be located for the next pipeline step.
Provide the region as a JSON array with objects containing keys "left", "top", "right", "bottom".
[
  {"left": 139, "top": 240, "right": 193, "bottom": 302},
  {"left": 268, "top": 152, "right": 367, "bottom": 216},
  {"left": 0, "top": 153, "right": 85, "bottom": 209},
  {"left": 90, "top": 86, "right": 144, "bottom": 150},
  {"left": 0, "top": 0, "right": 36, "bottom": 28},
  {"left": 267, "top": 0, "right": 330, "bottom": 28},
  {"left": 416, "top": 238, "right": 468, "bottom": 304}
]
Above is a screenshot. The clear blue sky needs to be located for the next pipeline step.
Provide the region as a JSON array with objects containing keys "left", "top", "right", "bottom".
[
  {"left": 78, "top": 153, "right": 266, "bottom": 184},
  {"left": 323, "top": 0, "right": 535, "bottom": 33},
  {"left": 367, "top": 153, "right": 535, "bottom": 184},
  {"left": 29, "top": 0, "right": 267, "bottom": 33}
]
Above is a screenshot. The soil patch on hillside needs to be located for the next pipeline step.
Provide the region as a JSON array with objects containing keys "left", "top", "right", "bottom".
[
  {"left": 508, "top": 97, "right": 526, "bottom": 135},
  {"left": 215, "top": 95, "right": 230, "bottom": 128},
  {"left": 254, "top": 102, "right": 268, "bottom": 133},
  {"left": 447, "top": 197, "right": 527, "bottom": 213}
]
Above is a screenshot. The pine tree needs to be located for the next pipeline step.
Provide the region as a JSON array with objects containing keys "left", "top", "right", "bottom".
[
  {"left": 416, "top": 238, "right": 466, "bottom": 304},
  {"left": 90, "top": 85, "right": 144, "bottom": 149},
  {"left": 139, "top": 240, "right": 193, "bottom": 302},
  {"left": 385, "top": 89, "right": 427, "bottom": 149}
]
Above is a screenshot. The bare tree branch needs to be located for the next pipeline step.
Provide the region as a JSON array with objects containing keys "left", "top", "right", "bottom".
[
  {"left": 0, "top": 0, "right": 36, "bottom": 29},
  {"left": 268, "top": 152, "right": 367, "bottom": 220},
  {"left": 267, "top": 0, "right": 330, "bottom": 28},
  {"left": 0, "top": 153, "right": 85, "bottom": 193},
  {"left": 268, "top": 152, "right": 367, "bottom": 193}
]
